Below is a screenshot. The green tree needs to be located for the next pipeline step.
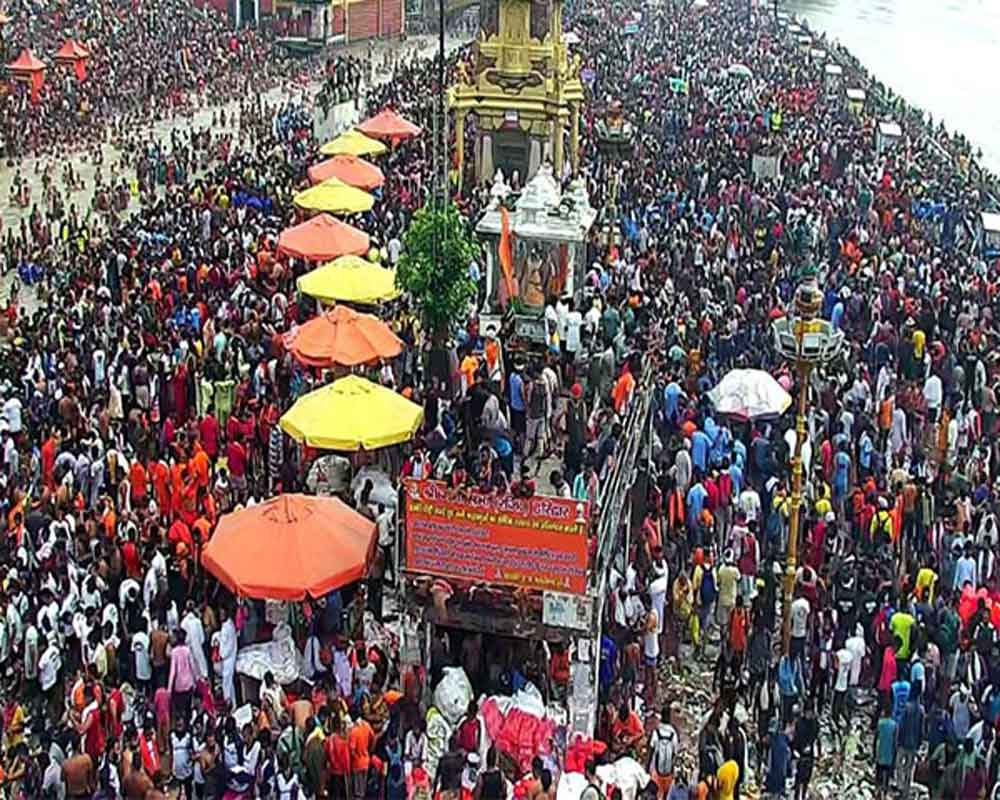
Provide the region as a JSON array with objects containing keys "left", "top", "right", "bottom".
[{"left": 396, "top": 202, "right": 479, "bottom": 343}]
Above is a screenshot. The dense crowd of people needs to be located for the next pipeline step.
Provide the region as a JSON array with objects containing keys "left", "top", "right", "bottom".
[
  {"left": 0, "top": 0, "right": 302, "bottom": 161},
  {"left": 0, "top": 0, "right": 996, "bottom": 798}
]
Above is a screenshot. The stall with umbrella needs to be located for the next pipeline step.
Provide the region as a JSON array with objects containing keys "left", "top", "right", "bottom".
[
  {"left": 8, "top": 49, "right": 46, "bottom": 104},
  {"left": 294, "top": 177, "right": 374, "bottom": 215},
  {"left": 277, "top": 214, "right": 370, "bottom": 262},
  {"left": 280, "top": 375, "right": 423, "bottom": 451},
  {"left": 356, "top": 108, "right": 422, "bottom": 143},
  {"left": 320, "top": 130, "right": 387, "bottom": 157},
  {"left": 201, "top": 494, "right": 377, "bottom": 600},
  {"left": 308, "top": 154, "right": 385, "bottom": 190},
  {"left": 284, "top": 305, "right": 403, "bottom": 368},
  {"left": 54, "top": 39, "right": 89, "bottom": 81},
  {"left": 707, "top": 368, "right": 791, "bottom": 421},
  {"left": 296, "top": 255, "right": 400, "bottom": 305}
]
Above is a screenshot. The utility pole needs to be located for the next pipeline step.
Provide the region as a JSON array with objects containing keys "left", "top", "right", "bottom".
[{"left": 437, "top": 0, "right": 448, "bottom": 207}]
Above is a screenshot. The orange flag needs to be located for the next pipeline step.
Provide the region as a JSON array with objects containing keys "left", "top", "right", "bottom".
[{"left": 498, "top": 206, "right": 517, "bottom": 306}]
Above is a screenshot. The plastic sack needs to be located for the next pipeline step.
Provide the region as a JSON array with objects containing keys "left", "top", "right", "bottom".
[
  {"left": 596, "top": 758, "right": 650, "bottom": 800},
  {"left": 434, "top": 666, "right": 473, "bottom": 725},
  {"left": 555, "top": 771, "right": 589, "bottom": 800}
]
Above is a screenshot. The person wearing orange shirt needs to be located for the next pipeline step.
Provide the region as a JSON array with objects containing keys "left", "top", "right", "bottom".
[
  {"left": 100, "top": 499, "right": 117, "bottom": 542},
  {"left": 200, "top": 488, "right": 218, "bottom": 527},
  {"left": 170, "top": 461, "right": 188, "bottom": 518},
  {"left": 348, "top": 717, "right": 375, "bottom": 800},
  {"left": 325, "top": 716, "right": 351, "bottom": 799},
  {"left": 192, "top": 510, "right": 213, "bottom": 567},
  {"left": 129, "top": 460, "right": 148, "bottom": 507},
  {"left": 41, "top": 431, "right": 59, "bottom": 491},
  {"left": 612, "top": 367, "right": 636, "bottom": 414},
  {"left": 190, "top": 443, "right": 211, "bottom": 490},
  {"left": 149, "top": 458, "right": 171, "bottom": 516},
  {"left": 610, "top": 703, "right": 644, "bottom": 757},
  {"left": 459, "top": 349, "right": 479, "bottom": 397},
  {"left": 168, "top": 518, "right": 194, "bottom": 556}
]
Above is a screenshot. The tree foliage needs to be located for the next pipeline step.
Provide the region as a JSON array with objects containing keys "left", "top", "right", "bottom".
[{"left": 396, "top": 202, "right": 479, "bottom": 342}]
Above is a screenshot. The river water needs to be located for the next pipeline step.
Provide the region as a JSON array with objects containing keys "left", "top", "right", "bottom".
[{"left": 784, "top": 0, "right": 1000, "bottom": 172}]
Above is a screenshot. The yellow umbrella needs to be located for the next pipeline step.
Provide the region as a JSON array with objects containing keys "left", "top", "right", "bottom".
[
  {"left": 319, "top": 130, "right": 388, "bottom": 157},
  {"left": 297, "top": 255, "right": 401, "bottom": 305},
  {"left": 294, "top": 177, "right": 374, "bottom": 214},
  {"left": 280, "top": 375, "right": 424, "bottom": 451}
]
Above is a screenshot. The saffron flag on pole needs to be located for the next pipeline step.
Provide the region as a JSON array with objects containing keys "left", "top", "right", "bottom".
[{"left": 498, "top": 206, "right": 517, "bottom": 306}]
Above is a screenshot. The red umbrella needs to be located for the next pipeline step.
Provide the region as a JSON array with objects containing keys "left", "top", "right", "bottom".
[
  {"left": 356, "top": 109, "right": 422, "bottom": 142},
  {"left": 277, "top": 214, "right": 370, "bottom": 262},
  {"left": 284, "top": 305, "right": 403, "bottom": 368}
]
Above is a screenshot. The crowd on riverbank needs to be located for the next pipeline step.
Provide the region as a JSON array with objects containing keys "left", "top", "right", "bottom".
[
  {"left": 0, "top": 0, "right": 308, "bottom": 161},
  {"left": 0, "top": 0, "right": 996, "bottom": 799}
]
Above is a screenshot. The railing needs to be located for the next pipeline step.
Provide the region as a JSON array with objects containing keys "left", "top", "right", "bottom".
[{"left": 590, "top": 362, "right": 656, "bottom": 613}]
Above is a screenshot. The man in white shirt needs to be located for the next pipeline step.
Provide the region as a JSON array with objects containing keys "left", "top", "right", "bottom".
[
  {"left": 387, "top": 236, "right": 402, "bottom": 265},
  {"left": 584, "top": 297, "right": 602, "bottom": 342},
  {"left": 5, "top": 595, "right": 22, "bottom": 652},
  {"left": 924, "top": 373, "right": 943, "bottom": 422},
  {"left": 832, "top": 647, "right": 853, "bottom": 724},
  {"left": 132, "top": 629, "right": 152, "bottom": 689},
  {"left": 565, "top": 299, "right": 583, "bottom": 359},
  {"left": 789, "top": 592, "right": 811, "bottom": 663},
  {"left": 738, "top": 486, "right": 762, "bottom": 523},
  {"left": 2, "top": 430, "right": 17, "bottom": 480},
  {"left": 23, "top": 622, "right": 39, "bottom": 685},
  {"left": 556, "top": 294, "right": 570, "bottom": 347},
  {"left": 2, "top": 394, "right": 22, "bottom": 434},
  {"left": 218, "top": 607, "right": 238, "bottom": 707},
  {"left": 39, "top": 633, "right": 62, "bottom": 721},
  {"left": 181, "top": 601, "right": 208, "bottom": 680}
]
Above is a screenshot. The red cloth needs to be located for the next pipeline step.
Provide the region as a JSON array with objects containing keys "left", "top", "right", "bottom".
[
  {"left": 565, "top": 737, "right": 607, "bottom": 774},
  {"left": 493, "top": 709, "right": 555, "bottom": 772}
]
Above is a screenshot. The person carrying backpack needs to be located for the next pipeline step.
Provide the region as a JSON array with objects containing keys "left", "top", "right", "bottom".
[{"left": 648, "top": 705, "right": 678, "bottom": 799}]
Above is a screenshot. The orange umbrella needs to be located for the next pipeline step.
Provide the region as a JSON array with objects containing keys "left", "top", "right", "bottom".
[
  {"left": 356, "top": 108, "right": 422, "bottom": 142},
  {"left": 202, "top": 494, "right": 377, "bottom": 600},
  {"left": 284, "top": 305, "right": 403, "bottom": 368},
  {"left": 277, "top": 214, "right": 370, "bottom": 262},
  {"left": 308, "top": 155, "right": 385, "bottom": 190}
]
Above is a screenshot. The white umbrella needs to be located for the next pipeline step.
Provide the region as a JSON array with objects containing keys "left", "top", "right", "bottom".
[
  {"left": 728, "top": 63, "right": 753, "bottom": 79},
  {"left": 708, "top": 369, "right": 792, "bottom": 421},
  {"left": 564, "top": 31, "right": 581, "bottom": 45}
]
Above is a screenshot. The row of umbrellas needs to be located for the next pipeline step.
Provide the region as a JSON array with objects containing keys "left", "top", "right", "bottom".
[
  {"left": 199, "top": 110, "right": 426, "bottom": 603},
  {"left": 293, "top": 109, "right": 421, "bottom": 215}
]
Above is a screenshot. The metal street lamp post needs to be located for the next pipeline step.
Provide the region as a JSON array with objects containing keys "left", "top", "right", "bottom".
[{"left": 771, "top": 276, "right": 844, "bottom": 655}]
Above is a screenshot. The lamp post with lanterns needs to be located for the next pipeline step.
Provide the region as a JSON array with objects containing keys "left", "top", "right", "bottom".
[{"left": 771, "top": 275, "right": 844, "bottom": 655}]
